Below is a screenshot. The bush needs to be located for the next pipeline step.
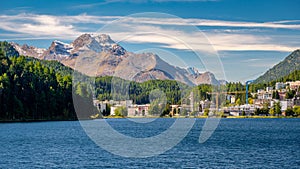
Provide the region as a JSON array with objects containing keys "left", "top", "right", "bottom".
[
  {"left": 114, "top": 106, "right": 128, "bottom": 117},
  {"left": 285, "top": 108, "right": 294, "bottom": 116},
  {"left": 293, "top": 106, "right": 300, "bottom": 116},
  {"left": 203, "top": 108, "right": 209, "bottom": 116}
]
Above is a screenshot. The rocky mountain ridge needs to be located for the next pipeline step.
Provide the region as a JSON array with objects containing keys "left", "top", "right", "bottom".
[{"left": 10, "top": 33, "right": 221, "bottom": 85}]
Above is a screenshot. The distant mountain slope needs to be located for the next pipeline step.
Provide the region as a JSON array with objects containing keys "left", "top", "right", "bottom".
[
  {"left": 255, "top": 49, "right": 300, "bottom": 83},
  {"left": 10, "top": 42, "right": 45, "bottom": 58},
  {"left": 0, "top": 41, "right": 19, "bottom": 57},
  {"left": 10, "top": 33, "right": 221, "bottom": 85}
]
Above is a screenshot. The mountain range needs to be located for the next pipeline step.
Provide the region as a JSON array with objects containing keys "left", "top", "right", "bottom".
[
  {"left": 255, "top": 49, "right": 300, "bottom": 83},
  {"left": 10, "top": 34, "right": 221, "bottom": 86}
]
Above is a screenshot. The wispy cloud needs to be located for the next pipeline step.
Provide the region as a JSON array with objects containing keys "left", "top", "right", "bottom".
[
  {"left": 73, "top": 0, "right": 218, "bottom": 8},
  {"left": 241, "top": 58, "right": 263, "bottom": 62},
  {"left": 0, "top": 13, "right": 119, "bottom": 40},
  {"left": 98, "top": 20, "right": 299, "bottom": 52},
  {"left": 3, "top": 6, "right": 33, "bottom": 14},
  {"left": 0, "top": 14, "right": 82, "bottom": 39},
  {"left": 205, "top": 33, "right": 297, "bottom": 52},
  {"left": 118, "top": 17, "right": 300, "bottom": 29},
  {"left": 109, "top": 29, "right": 297, "bottom": 52},
  {"left": 153, "top": 0, "right": 219, "bottom": 1},
  {"left": 0, "top": 13, "right": 299, "bottom": 52}
]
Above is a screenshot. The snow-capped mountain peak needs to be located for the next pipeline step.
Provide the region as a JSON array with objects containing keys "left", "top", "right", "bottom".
[
  {"left": 10, "top": 42, "right": 46, "bottom": 58},
  {"left": 70, "top": 33, "right": 126, "bottom": 55},
  {"left": 53, "top": 40, "right": 72, "bottom": 47},
  {"left": 92, "top": 34, "right": 115, "bottom": 46},
  {"left": 43, "top": 40, "right": 74, "bottom": 60},
  {"left": 9, "top": 33, "right": 220, "bottom": 85}
]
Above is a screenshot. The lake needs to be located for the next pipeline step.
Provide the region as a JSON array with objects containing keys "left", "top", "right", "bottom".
[{"left": 0, "top": 118, "right": 299, "bottom": 168}]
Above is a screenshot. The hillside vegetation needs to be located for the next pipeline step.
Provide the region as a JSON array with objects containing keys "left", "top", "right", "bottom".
[
  {"left": 255, "top": 49, "right": 300, "bottom": 83},
  {"left": 1, "top": 40, "right": 300, "bottom": 121}
]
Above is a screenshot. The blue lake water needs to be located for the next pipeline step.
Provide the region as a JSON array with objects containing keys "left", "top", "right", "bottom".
[{"left": 0, "top": 118, "right": 299, "bottom": 168}]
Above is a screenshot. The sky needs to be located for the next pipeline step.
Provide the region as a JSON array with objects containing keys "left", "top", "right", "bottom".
[{"left": 0, "top": 0, "right": 299, "bottom": 82}]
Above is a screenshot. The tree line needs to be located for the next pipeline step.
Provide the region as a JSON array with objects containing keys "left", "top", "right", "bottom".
[{"left": 0, "top": 52, "right": 77, "bottom": 121}]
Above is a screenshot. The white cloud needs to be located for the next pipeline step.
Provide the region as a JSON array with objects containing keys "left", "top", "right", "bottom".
[
  {"left": 0, "top": 13, "right": 299, "bottom": 52},
  {"left": 0, "top": 14, "right": 120, "bottom": 39},
  {"left": 205, "top": 33, "right": 298, "bottom": 52},
  {"left": 104, "top": 24, "right": 298, "bottom": 52},
  {"left": 117, "top": 16, "right": 300, "bottom": 29},
  {"left": 0, "top": 14, "right": 81, "bottom": 39}
]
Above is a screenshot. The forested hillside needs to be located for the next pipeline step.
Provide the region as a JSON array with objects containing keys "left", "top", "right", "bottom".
[
  {"left": 255, "top": 49, "right": 300, "bottom": 83},
  {"left": 0, "top": 53, "right": 77, "bottom": 121}
]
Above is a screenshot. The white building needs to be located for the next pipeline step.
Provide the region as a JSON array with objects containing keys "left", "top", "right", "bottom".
[
  {"left": 266, "top": 87, "right": 273, "bottom": 92},
  {"left": 108, "top": 100, "right": 133, "bottom": 107},
  {"left": 280, "top": 100, "right": 294, "bottom": 111},
  {"left": 257, "top": 90, "right": 272, "bottom": 100},
  {"left": 127, "top": 107, "right": 138, "bottom": 116},
  {"left": 93, "top": 100, "right": 107, "bottom": 113},
  {"left": 137, "top": 104, "right": 150, "bottom": 116},
  {"left": 110, "top": 106, "right": 117, "bottom": 116},
  {"left": 200, "top": 100, "right": 211, "bottom": 111},
  {"left": 286, "top": 81, "right": 300, "bottom": 90},
  {"left": 275, "top": 82, "right": 285, "bottom": 90},
  {"left": 271, "top": 100, "right": 293, "bottom": 111},
  {"left": 230, "top": 96, "right": 236, "bottom": 104}
]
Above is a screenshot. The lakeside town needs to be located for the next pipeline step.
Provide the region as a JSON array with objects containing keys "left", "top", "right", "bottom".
[{"left": 93, "top": 80, "right": 300, "bottom": 118}]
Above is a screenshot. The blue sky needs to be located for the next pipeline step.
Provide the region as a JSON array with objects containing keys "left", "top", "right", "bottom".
[{"left": 1, "top": 0, "right": 299, "bottom": 82}]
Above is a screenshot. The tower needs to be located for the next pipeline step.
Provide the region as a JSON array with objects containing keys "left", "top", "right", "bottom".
[{"left": 246, "top": 80, "right": 254, "bottom": 105}]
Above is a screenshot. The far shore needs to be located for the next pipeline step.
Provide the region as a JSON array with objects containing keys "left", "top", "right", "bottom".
[
  {"left": 1, "top": 115, "right": 299, "bottom": 123},
  {"left": 102, "top": 115, "right": 299, "bottom": 119},
  {"left": 0, "top": 119, "right": 77, "bottom": 123}
]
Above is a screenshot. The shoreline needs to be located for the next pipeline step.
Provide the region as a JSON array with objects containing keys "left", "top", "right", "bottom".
[
  {"left": 0, "top": 119, "right": 77, "bottom": 123},
  {"left": 0, "top": 116, "right": 299, "bottom": 123}
]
